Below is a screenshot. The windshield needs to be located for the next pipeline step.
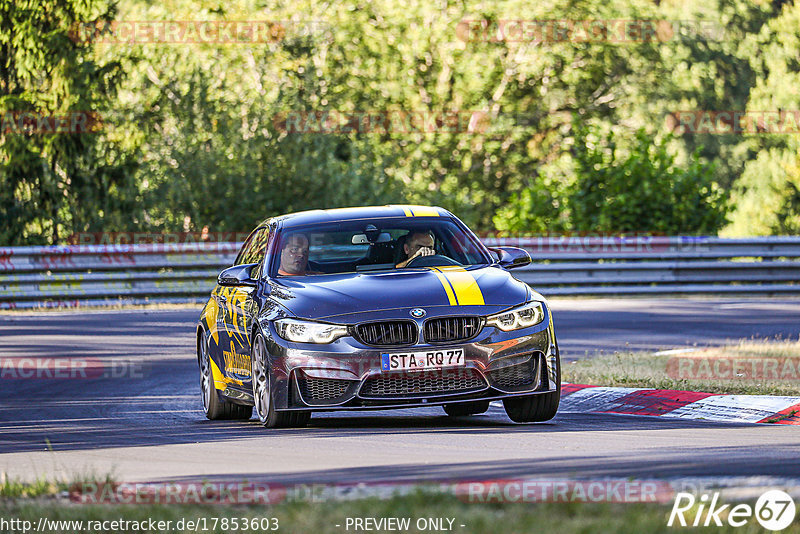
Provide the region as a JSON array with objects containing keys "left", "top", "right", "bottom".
[{"left": 272, "top": 218, "right": 490, "bottom": 277}]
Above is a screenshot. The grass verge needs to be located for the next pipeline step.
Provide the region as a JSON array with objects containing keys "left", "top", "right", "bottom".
[
  {"left": 563, "top": 340, "right": 800, "bottom": 395},
  {"left": 0, "top": 475, "right": 64, "bottom": 499}
]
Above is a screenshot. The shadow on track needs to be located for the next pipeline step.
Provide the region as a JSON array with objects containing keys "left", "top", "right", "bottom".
[
  {"left": 0, "top": 395, "right": 760, "bottom": 454},
  {"left": 160, "top": 441, "right": 800, "bottom": 484}
]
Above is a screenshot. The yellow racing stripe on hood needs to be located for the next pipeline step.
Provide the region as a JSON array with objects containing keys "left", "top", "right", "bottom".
[
  {"left": 435, "top": 266, "right": 485, "bottom": 306},
  {"left": 429, "top": 268, "right": 458, "bottom": 305}
]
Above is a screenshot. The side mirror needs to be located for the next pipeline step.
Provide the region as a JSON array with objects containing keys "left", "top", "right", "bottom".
[
  {"left": 218, "top": 263, "right": 258, "bottom": 287},
  {"left": 488, "top": 246, "right": 531, "bottom": 269}
]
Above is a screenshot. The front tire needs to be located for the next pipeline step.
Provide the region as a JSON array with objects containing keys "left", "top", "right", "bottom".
[
  {"left": 503, "top": 341, "right": 561, "bottom": 423},
  {"left": 251, "top": 333, "right": 310, "bottom": 428},
  {"left": 198, "top": 329, "right": 252, "bottom": 420},
  {"left": 503, "top": 390, "right": 560, "bottom": 423},
  {"left": 443, "top": 400, "right": 490, "bottom": 417}
]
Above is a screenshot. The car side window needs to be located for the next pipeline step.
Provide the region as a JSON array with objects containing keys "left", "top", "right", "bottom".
[
  {"left": 235, "top": 227, "right": 269, "bottom": 267},
  {"left": 248, "top": 228, "right": 271, "bottom": 278}
]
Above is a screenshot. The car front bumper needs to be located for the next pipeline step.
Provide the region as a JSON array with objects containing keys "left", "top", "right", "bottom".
[{"left": 263, "top": 318, "right": 559, "bottom": 411}]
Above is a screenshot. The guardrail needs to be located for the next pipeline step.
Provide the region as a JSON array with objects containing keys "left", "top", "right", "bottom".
[
  {"left": 1, "top": 237, "right": 799, "bottom": 308},
  {"left": 484, "top": 236, "right": 800, "bottom": 296},
  {"left": 0, "top": 243, "right": 238, "bottom": 309}
]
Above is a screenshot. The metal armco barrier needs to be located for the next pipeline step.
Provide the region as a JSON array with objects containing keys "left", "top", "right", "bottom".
[
  {"left": 484, "top": 236, "right": 800, "bottom": 296},
  {"left": 0, "top": 243, "right": 239, "bottom": 309},
  {"left": 1, "top": 237, "right": 799, "bottom": 308}
]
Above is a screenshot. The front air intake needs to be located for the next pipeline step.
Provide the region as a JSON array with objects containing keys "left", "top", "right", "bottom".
[
  {"left": 354, "top": 320, "right": 417, "bottom": 346},
  {"left": 423, "top": 316, "right": 482, "bottom": 343}
]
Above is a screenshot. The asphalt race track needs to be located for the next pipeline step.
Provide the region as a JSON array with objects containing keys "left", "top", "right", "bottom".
[{"left": 1, "top": 298, "right": 800, "bottom": 485}]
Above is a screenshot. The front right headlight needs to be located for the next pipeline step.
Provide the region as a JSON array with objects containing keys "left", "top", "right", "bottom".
[
  {"left": 486, "top": 301, "right": 545, "bottom": 331},
  {"left": 274, "top": 318, "right": 349, "bottom": 344}
]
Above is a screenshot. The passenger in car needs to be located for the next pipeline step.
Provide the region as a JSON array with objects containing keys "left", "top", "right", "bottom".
[
  {"left": 395, "top": 230, "right": 436, "bottom": 268},
  {"left": 278, "top": 233, "right": 320, "bottom": 276}
]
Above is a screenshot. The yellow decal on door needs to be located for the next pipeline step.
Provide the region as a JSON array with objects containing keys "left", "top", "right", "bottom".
[
  {"left": 209, "top": 358, "right": 228, "bottom": 391},
  {"left": 203, "top": 297, "right": 220, "bottom": 344}
]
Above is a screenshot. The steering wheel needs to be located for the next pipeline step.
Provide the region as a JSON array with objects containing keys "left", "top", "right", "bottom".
[{"left": 406, "top": 254, "right": 462, "bottom": 268}]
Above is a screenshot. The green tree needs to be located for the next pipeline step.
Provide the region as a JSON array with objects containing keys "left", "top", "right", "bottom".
[
  {"left": 0, "top": 0, "right": 137, "bottom": 245},
  {"left": 304, "top": 0, "right": 672, "bottom": 230},
  {"left": 567, "top": 126, "right": 728, "bottom": 234},
  {"left": 723, "top": 1, "right": 800, "bottom": 236},
  {"left": 2, "top": 0, "right": 789, "bottom": 242},
  {"left": 99, "top": 0, "right": 403, "bottom": 234}
]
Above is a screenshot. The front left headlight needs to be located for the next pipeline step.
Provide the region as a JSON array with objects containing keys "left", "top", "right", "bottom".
[
  {"left": 274, "top": 318, "right": 349, "bottom": 344},
  {"left": 486, "top": 301, "right": 546, "bottom": 331}
]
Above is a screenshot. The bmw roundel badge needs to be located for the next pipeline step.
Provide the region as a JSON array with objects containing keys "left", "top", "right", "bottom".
[{"left": 410, "top": 308, "right": 426, "bottom": 319}]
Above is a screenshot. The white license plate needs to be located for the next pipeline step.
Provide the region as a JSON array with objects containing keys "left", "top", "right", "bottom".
[{"left": 381, "top": 348, "right": 465, "bottom": 371}]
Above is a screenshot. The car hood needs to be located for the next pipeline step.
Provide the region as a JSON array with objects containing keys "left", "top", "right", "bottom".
[{"left": 268, "top": 266, "right": 541, "bottom": 322}]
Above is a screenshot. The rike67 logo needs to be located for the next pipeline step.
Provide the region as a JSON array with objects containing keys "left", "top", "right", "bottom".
[{"left": 668, "top": 490, "right": 796, "bottom": 531}]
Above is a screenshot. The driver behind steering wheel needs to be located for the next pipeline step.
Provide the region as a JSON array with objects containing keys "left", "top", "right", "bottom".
[{"left": 396, "top": 230, "right": 435, "bottom": 268}]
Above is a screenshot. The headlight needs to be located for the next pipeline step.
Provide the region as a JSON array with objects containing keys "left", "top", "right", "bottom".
[
  {"left": 274, "top": 318, "right": 349, "bottom": 344},
  {"left": 486, "top": 301, "right": 545, "bottom": 331}
]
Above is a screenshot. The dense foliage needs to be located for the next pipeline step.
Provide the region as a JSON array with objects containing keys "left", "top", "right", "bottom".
[
  {"left": 568, "top": 126, "right": 728, "bottom": 234},
  {"left": 0, "top": 0, "right": 136, "bottom": 244},
  {"left": 1, "top": 0, "right": 798, "bottom": 244}
]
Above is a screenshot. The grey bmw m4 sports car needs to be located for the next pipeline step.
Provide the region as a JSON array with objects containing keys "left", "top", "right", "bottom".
[{"left": 197, "top": 205, "right": 560, "bottom": 427}]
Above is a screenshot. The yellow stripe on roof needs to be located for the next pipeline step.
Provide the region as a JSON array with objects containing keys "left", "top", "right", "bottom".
[
  {"left": 388, "top": 204, "right": 441, "bottom": 217},
  {"left": 408, "top": 206, "right": 440, "bottom": 217}
]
